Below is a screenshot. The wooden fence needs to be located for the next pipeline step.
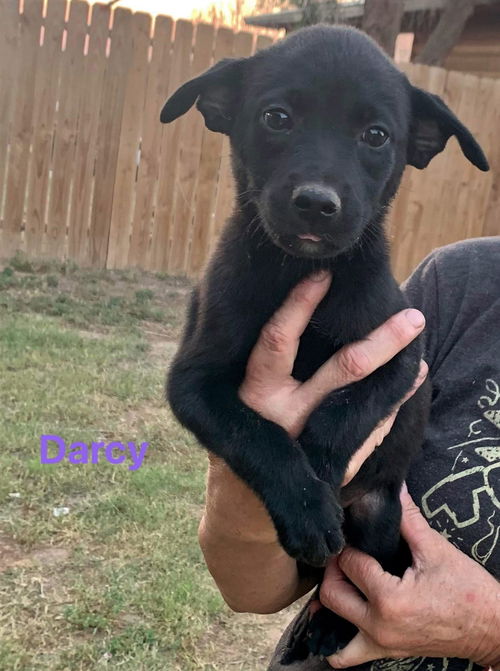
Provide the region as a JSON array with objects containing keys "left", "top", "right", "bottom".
[{"left": 0, "top": 1, "right": 499, "bottom": 281}]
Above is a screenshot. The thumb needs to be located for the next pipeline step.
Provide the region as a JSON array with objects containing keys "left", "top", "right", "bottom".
[
  {"left": 327, "top": 631, "right": 386, "bottom": 668},
  {"left": 400, "top": 483, "right": 440, "bottom": 563}
]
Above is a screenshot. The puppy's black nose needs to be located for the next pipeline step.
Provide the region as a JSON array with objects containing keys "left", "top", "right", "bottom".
[{"left": 292, "top": 185, "right": 341, "bottom": 221}]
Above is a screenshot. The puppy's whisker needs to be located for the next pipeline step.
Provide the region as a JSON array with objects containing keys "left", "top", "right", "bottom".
[{"left": 237, "top": 187, "right": 261, "bottom": 200}]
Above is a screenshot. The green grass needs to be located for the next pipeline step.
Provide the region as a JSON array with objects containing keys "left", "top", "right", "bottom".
[{"left": 0, "top": 257, "right": 296, "bottom": 670}]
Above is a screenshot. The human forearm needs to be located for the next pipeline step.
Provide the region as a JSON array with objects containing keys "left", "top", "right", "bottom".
[{"left": 198, "top": 456, "right": 314, "bottom": 613}]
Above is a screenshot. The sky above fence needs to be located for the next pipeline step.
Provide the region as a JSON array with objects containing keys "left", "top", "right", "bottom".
[{"left": 87, "top": 0, "right": 244, "bottom": 21}]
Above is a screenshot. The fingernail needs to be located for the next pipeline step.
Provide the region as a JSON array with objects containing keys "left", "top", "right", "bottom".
[
  {"left": 405, "top": 309, "right": 425, "bottom": 328},
  {"left": 401, "top": 481, "right": 408, "bottom": 495},
  {"left": 309, "top": 270, "right": 330, "bottom": 282}
]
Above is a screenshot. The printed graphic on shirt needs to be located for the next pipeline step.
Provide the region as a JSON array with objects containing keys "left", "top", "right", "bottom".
[
  {"left": 371, "top": 657, "right": 474, "bottom": 671},
  {"left": 371, "top": 379, "right": 500, "bottom": 671},
  {"left": 421, "top": 378, "right": 500, "bottom": 569}
]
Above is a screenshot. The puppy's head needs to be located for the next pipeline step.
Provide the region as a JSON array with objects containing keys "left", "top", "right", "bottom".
[{"left": 161, "top": 26, "right": 488, "bottom": 260}]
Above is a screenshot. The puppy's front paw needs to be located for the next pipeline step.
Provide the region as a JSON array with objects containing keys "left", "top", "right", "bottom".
[{"left": 275, "top": 481, "right": 344, "bottom": 567}]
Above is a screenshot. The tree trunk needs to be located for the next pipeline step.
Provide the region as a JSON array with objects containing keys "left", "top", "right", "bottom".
[
  {"left": 415, "top": 0, "right": 477, "bottom": 66},
  {"left": 361, "top": 0, "right": 405, "bottom": 57}
]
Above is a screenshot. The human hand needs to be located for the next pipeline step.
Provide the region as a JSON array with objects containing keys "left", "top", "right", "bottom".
[
  {"left": 238, "top": 271, "right": 427, "bottom": 484},
  {"left": 320, "top": 486, "right": 500, "bottom": 669}
]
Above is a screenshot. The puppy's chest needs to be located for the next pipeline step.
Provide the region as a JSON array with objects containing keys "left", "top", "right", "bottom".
[
  {"left": 292, "top": 320, "right": 345, "bottom": 382},
  {"left": 290, "top": 294, "right": 396, "bottom": 382}
]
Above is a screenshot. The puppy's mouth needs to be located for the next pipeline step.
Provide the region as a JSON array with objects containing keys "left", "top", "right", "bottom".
[
  {"left": 297, "top": 233, "right": 322, "bottom": 242},
  {"left": 275, "top": 232, "right": 340, "bottom": 258},
  {"left": 257, "top": 204, "right": 353, "bottom": 258}
]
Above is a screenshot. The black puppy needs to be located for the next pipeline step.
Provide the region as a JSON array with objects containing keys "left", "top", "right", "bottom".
[{"left": 161, "top": 26, "right": 488, "bottom": 662}]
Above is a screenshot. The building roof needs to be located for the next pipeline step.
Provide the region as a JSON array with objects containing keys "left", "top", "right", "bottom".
[{"left": 244, "top": 0, "right": 496, "bottom": 30}]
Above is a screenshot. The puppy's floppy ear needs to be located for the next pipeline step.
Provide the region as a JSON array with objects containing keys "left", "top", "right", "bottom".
[
  {"left": 408, "top": 86, "right": 489, "bottom": 172},
  {"left": 160, "top": 58, "right": 245, "bottom": 134}
]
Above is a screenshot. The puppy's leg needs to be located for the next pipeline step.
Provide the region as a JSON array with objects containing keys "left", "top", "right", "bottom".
[
  {"left": 341, "top": 386, "right": 430, "bottom": 575},
  {"left": 300, "top": 380, "right": 413, "bottom": 492},
  {"left": 299, "top": 341, "right": 426, "bottom": 488},
  {"left": 283, "top": 487, "right": 404, "bottom": 662},
  {"left": 297, "top": 387, "right": 431, "bottom": 663},
  {"left": 168, "top": 367, "right": 344, "bottom": 567},
  {"left": 287, "top": 368, "right": 425, "bottom": 662},
  {"left": 303, "top": 482, "right": 409, "bottom": 660},
  {"left": 305, "top": 497, "right": 392, "bottom": 661}
]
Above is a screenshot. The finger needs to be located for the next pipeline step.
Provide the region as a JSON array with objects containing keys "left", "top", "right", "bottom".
[
  {"left": 397, "top": 360, "right": 429, "bottom": 407},
  {"left": 337, "top": 546, "right": 390, "bottom": 600},
  {"left": 319, "top": 556, "right": 369, "bottom": 627},
  {"left": 400, "top": 484, "right": 441, "bottom": 564},
  {"left": 327, "top": 632, "right": 387, "bottom": 668},
  {"left": 299, "top": 309, "right": 425, "bottom": 403},
  {"left": 246, "top": 272, "right": 331, "bottom": 380},
  {"left": 342, "top": 412, "right": 398, "bottom": 486}
]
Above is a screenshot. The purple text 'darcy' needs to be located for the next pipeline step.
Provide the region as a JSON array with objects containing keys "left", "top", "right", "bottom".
[{"left": 40, "top": 435, "right": 149, "bottom": 471}]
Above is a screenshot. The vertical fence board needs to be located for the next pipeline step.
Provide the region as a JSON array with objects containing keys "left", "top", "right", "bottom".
[
  {"left": 187, "top": 27, "right": 234, "bottom": 274},
  {"left": 47, "top": 0, "right": 88, "bottom": 259},
  {"left": 68, "top": 2, "right": 109, "bottom": 265},
  {"left": 88, "top": 7, "right": 133, "bottom": 268},
  {"left": 433, "top": 72, "right": 475, "bottom": 251},
  {"left": 2, "top": 0, "right": 43, "bottom": 258},
  {"left": 25, "top": 0, "right": 66, "bottom": 257},
  {"left": 417, "top": 69, "right": 460, "bottom": 257},
  {"left": 0, "top": 0, "right": 21, "bottom": 230},
  {"left": 447, "top": 72, "right": 493, "bottom": 245},
  {"left": 388, "top": 65, "right": 448, "bottom": 281},
  {"left": 128, "top": 16, "right": 173, "bottom": 269},
  {"left": 106, "top": 12, "right": 152, "bottom": 269},
  {"left": 150, "top": 19, "right": 193, "bottom": 272},
  {"left": 482, "top": 78, "right": 500, "bottom": 238},
  {"left": 207, "top": 31, "right": 255, "bottom": 263},
  {"left": 168, "top": 22, "right": 215, "bottom": 275},
  {"left": 411, "top": 66, "right": 450, "bottom": 275}
]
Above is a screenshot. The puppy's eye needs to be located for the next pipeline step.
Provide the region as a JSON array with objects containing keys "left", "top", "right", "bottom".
[
  {"left": 262, "top": 108, "right": 293, "bottom": 131},
  {"left": 361, "top": 127, "right": 389, "bottom": 148}
]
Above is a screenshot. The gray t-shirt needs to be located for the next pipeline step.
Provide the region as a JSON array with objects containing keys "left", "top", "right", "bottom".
[{"left": 270, "top": 237, "right": 500, "bottom": 671}]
